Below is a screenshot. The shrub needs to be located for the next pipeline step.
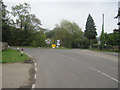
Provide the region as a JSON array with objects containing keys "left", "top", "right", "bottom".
[{"left": 92, "top": 44, "right": 100, "bottom": 49}]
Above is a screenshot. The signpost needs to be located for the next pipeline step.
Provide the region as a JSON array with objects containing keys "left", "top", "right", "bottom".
[
  {"left": 52, "top": 44, "right": 56, "bottom": 48},
  {"left": 45, "top": 38, "right": 51, "bottom": 47},
  {"left": 57, "top": 40, "right": 60, "bottom": 48}
]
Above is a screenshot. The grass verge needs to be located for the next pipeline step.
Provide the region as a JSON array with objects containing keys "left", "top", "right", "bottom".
[
  {"left": 0, "top": 51, "right": 2, "bottom": 63},
  {"left": 12, "top": 46, "right": 70, "bottom": 49},
  {"left": 1, "top": 48, "right": 30, "bottom": 63},
  {"left": 90, "top": 49, "right": 119, "bottom": 53}
]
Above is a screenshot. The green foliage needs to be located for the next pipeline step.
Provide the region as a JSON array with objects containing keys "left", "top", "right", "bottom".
[
  {"left": 54, "top": 27, "right": 72, "bottom": 48},
  {"left": 104, "top": 32, "right": 119, "bottom": 46},
  {"left": 73, "top": 38, "right": 90, "bottom": 49},
  {"left": 84, "top": 14, "right": 97, "bottom": 40},
  {"left": 92, "top": 44, "right": 100, "bottom": 49},
  {"left": 11, "top": 3, "right": 42, "bottom": 31},
  {"left": 45, "top": 30, "right": 55, "bottom": 38},
  {"left": 2, "top": 1, "right": 11, "bottom": 42},
  {"left": 30, "top": 32, "right": 46, "bottom": 47},
  {"left": 11, "top": 3, "right": 31, "bottom": 29},
  {"left": 84, "top": 14, "right": 97, "bottom": 49},
  {"left": 2, "top": 21, "right": 10, "bottom": 42},
  {"left": 52, "top": 20, "right": 83, "bottom": 48},
  {"left": 2, "top": 2, "right": 46, "bottom": 47},
  {"left": 103, "top": 45, "right": 113, "bottom": 49}
]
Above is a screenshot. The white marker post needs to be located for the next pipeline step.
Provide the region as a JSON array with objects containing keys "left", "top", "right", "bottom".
[
  {"left": 21, "top": 48, "right": 24, "bottom": 56},
  {"left": 17, "top": 47, "right": 19, "bottom": 51}
]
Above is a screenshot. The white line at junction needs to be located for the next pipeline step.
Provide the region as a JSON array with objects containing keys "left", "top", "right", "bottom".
[
  {"left": 32, "top": 84, "right": 35, "bottom": 89},
  {"left": 88, "top": 66, "right": 120, "bottom": 83},
  {"left": 35, "top": 67, "right": 37, "bottom": 72}
]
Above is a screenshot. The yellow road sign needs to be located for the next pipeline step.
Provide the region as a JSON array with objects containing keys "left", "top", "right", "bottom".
[{"left": 52, "top": 44, "right": 56, "bottom": 48}]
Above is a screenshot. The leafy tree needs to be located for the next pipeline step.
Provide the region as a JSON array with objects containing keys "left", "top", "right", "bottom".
[
  {"left": 2, "top": 1, "right": 11, "bottom": 42},
  {"left": 11, "top": 3, "right": 42, "bottom": 31},
  {"left": 84, "top": 14, "right": 97, "bottom": 49},
  {"left": 2, "top": 2, "right": 47, "bottom": 47},
  {"left": 45, "top": 30, "right": 55, "bottom": 38},
  {"left": 104, "top": 32, "right": 119, "bottom": 46},
  {"left": 115, "top": 7, "right": 120, "bottom": 51},
  {"left": 24, "top": 14, "right": 42, "bottom": 31},
  {"left": 30, "top": 32, "right": 46, "bottom": 47},
  {"left": 11, "top": 3, "right": 31, "bottom": 29},
  {"left": 53, "top": 20, "right": 83, "bottom": 48}
]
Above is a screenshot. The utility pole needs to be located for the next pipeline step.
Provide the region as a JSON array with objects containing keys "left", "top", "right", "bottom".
[
  {"left": 100, "top": 14, "right": 105, "bottom": 50},
  {"left": 114, "top": 1, "right": 120, "bottom": 90}
]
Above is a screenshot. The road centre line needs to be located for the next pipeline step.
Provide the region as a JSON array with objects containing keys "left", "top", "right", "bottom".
[{"left": 88, "top": 66, "right": 120, "bottom": 83}]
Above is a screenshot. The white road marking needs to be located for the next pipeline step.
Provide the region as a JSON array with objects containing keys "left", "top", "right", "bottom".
[
  {"left": 24, "top": 52, "right": 37, "bottom": 89},
  {"left": 25, "top": 53, "right": 32, "bottom": 58},
  {"left": 32, "top": 84, "right": 35, "bottom": 89},
  {"left": 89, "top": 66, "right": 120, "bottom": 83},
  {"left": 34, "top": 63, "right": 36, "bottom": 66},
  {"left": 35, "top": 67, "right": 37, "bottom": 72},
  {"left": 34, "top": 74, "right": 37, "bottom": 79}
]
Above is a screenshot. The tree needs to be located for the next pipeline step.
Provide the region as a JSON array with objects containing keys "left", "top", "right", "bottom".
[
  {"left": 11, "top": 3, "right": 41, "bottom": 30},
  {"left": 11, "top": 3, "right": 31, "bottom": 29},
  {"left": 104, "top": 32, "right": 119, "bottom": 46},
  {"left": 30, "top": 31, "right": 46, "bottom": 47},
  {"left": 2, "top": 1, "right": 11, "bottom": 43},
  {"left": 84, "top": 14, "right": 97, "bottom": 49},
  {"left": 53, "top": 20, "right": 83, "bottom": 48},
  {"left": 2, "top": 2, "right": 47, "bottom": 47},
  {"left": 115, "top": 7, "right": 120, "bottom": 51},
  {"left": 45, "top": 30, "right": 55, "bottom": 39}
]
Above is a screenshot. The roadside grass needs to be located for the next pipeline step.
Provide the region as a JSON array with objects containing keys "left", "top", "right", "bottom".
[
  {"left": 12, "top": 46, "right": 70, "bottom": 49},
  {"left": 1, "top": 48, "right": 30, "bottom": 63},
  {"left": 12, "top": 46, "right": 38, "bottom": 48},
  {"left": 55, "top": 47, "right": 70, "bottom": 49},
  {"left": 0, "top": 51, "right": 2, "bottom": 63},
  {"left": 90, "top": 49, "right": 119, "bottom": 53}
]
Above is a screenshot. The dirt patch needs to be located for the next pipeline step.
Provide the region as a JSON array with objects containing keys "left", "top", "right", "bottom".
[{"left": 19, "top": 58, "right": 36, "bottom": 88}]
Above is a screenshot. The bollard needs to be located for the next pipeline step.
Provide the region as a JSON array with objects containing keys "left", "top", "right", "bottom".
[
  {"left": 17, "top": 47, "right": 19, "bottom": 51},
  {"left": 21, "top": 48, "right": 24, "bottom": 56}
]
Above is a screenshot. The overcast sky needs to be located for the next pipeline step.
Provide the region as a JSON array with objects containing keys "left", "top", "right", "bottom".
[{"left": 4, "top": 0, "right": 119, "bottom": 36}]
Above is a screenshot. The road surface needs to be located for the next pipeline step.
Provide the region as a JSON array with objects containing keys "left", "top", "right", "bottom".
[{"left": 24, "top": 48, "right": 118, "bottom": 88}]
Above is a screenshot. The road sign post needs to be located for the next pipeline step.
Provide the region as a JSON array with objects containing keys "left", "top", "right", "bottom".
[
  {"left": 45, "top": 38, "right": 51, "bottom": 47},
  {"left": 57, "top": 40, "right": 60, "bottom": 48}
]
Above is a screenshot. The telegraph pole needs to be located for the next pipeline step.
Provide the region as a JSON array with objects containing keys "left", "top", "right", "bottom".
[
  {"left": 100, "top": 14, "right": 105, "bottom": 50},
  {"left": 117, "top": 1, "right": 120, "bottom": 90}
]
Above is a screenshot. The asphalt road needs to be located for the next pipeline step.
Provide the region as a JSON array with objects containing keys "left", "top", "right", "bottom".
[{"left": 24, "top": 48, "right": 118, "bottom": 88}]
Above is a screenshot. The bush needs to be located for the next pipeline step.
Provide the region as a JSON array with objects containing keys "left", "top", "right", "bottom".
[
  {"left": 72, "top": 38, "right": 89, "bottom": 49},
  {"left": 103, "top": 45, "right": 113, "bottom": 49},
  {"left": 92, "top": 44, "right": 100, "bottom": 49}
]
